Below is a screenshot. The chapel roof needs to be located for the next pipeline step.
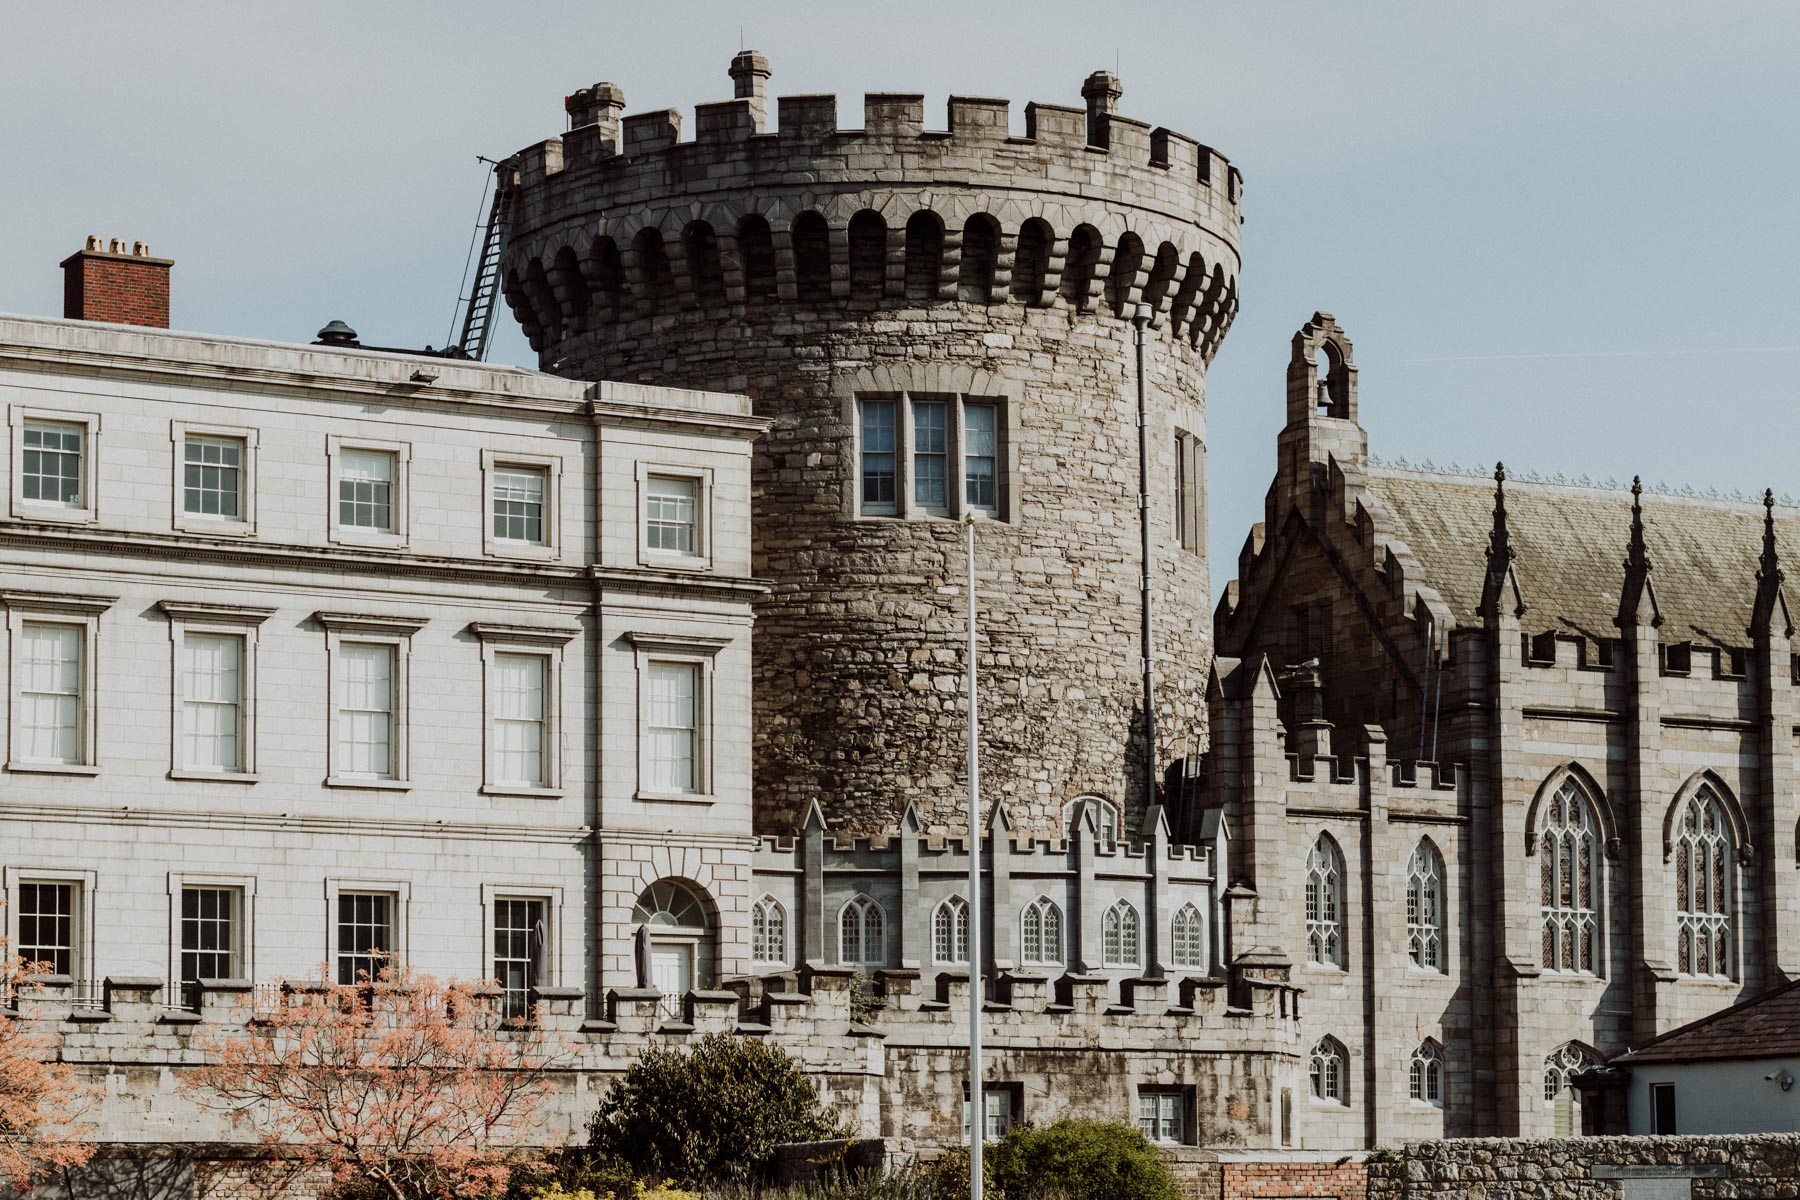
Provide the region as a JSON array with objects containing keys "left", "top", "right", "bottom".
[
  {"left": 1616, "top": 977, "right": 1800, "bottom": 1065},
  {"left": 1366, "top": 468, "right": 1798, "bottom": 646}
]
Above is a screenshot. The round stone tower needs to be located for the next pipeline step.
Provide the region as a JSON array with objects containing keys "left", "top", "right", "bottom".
[{"left": 501, "top": 56, "right": 1242, "bottom": 838}]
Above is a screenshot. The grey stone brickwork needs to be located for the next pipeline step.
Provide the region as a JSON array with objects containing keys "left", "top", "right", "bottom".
[
  {"left": 1367, "top": 1134, "right": 1800, "bottom": 1200},
  {"left": 499, "top": 55, "right": 1243, "bottom": 839}
]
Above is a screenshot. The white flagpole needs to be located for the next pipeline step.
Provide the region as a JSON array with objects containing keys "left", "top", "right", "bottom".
[{"left": 965, "top": 511, "right": 984, "bottom": 1200}]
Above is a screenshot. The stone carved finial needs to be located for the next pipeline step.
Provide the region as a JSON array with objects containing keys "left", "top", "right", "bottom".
[
  {"left": 1480, "top": 462, "right": 1526, "bottom": 619},
  {"left": 1617, "top": 475, "right": 1662, "bottom": 629},
  {"left": 1754, "top": 487, "right": 1793, "bottom": 638}
]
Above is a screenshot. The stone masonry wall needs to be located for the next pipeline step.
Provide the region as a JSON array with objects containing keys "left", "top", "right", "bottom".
[
  {"left": 502, "top": 66, "right": 1243, "bottom": 837},
  {"left": 1368, "top": 1135, "right": 1800, "bottom": 1199}
]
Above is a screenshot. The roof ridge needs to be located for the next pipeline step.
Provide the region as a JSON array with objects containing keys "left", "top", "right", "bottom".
[{"left": 1366, "top": 453, "right": 1799, "bottom": 510}]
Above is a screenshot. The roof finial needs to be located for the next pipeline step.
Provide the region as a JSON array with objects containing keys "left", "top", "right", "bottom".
[
  {"left": 1485, "top": 461, "right": 1513, "bottom": 567},
  {"left": 1624, "top": 475, "right": 1652, "bottom": 576},
  {"left": 1753, "top": 486, "right": 1793, "bottom": 638}
]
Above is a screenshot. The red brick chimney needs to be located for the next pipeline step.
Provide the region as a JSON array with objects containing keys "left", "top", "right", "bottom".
[{"left": 60, "top": 236, "right": 173, "bottom": 328}]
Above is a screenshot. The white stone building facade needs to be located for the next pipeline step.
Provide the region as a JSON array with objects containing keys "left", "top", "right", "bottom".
[{"left": 0, "top": 312, "right": 764, "bottom": 1015}]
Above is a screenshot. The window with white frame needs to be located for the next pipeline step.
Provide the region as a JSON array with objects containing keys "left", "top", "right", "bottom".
[
  {"left": 492, "top": 464, "right": 547, "bottom": 544},
  {"left": 16, "top": 622, "right": 82, "bottom": 765},
  {"left": 1138, "top": 1088, "right": 1191, "bottom": 1144},
  {"left": 5, "top": 593, "right": 109, "bottom": 773},
  {"left": 161, "top": 601, "right": 270, "bottom": 779},
  {"left": 337, "top": 642, "right": 395, "bottom": 779},
  {"left": 471, "top": 623, "right": 574, "bottom": 795},
  {"left": 1676, "top": 785, "right": 1734, "bottom": 978},
  {"left": 628, "top": 633, "right": 726, "bottom": 801},
  {"left": 1407, "top": 838, "right": 1446, "bottom": 971},
  {"left": 1305, "top": 834, "right": 1345, "bottom": 968},
  {"left": 490, "top": 652, "right": 547, "bottom": 787},
  {"left": 1410, "top": 1039, "right": 1445, "bottom": 1107},
  {"left": 1102, "top": 899, "right": 1141, "bottom": 969},
  {"left": 1172, "top": 902, "right": 1208, "bottom": 971},
  {"left": 839, "top": 894, "right": 887, "bottom": 968},
  {"left": 963, "top": 1084, "right": 1019, "bottom": 1140},
  {"left": 1309, "top": 1037, "right": 1347, "bottom": 1104},
  {"left": 933, "top": 895, "right": 970, "bottom": 964},
  {"left": 751, "top": 895, "right": 787, "bottom": 966},
  {"left": 1539, "top": 779, "right": 1602, "bottom": 974},
  {"left": 18, "top": 881, "right": 78, "bottom": 977},
  {"left": 492, "top": 896, "right": 548, "bottom": 1020},
  {"left": 855, "top": 392, "right": 1007, "bottom": 520},
  {"left": 179, "top": 632, "right": 244, "bottom": 773},
  {"left": 339, "top": 448, "right": 397, "bottom": 533},
  {"left": 1020, "top": 895, "right": 1062, "bottom": 967},
  {"left": 19, "top": 419, "right": 86, "bottom": 510},
  {"left": 336, "top": 891, "right": 394, "bottom": 984},
  {"left": 644, "top": 474, "right": 702, "bottom": 557},
  {"left": 181, "top": 434, "right": 246, "bottom": 520},
  {"left": 319, "top": 613, "right": 423, "bottom": 787},
  {"left": 180, "top": 885, "right": 241, "bottom": 984},
  {"left": 646, "top": 660, "right": 699, "bottom": 793}
]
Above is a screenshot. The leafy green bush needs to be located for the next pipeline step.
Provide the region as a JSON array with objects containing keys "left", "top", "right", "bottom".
[
  {"left": 983, "top": 1119, "right": 1177, "bottom": 1200},
  {"left": 588, "top": 1034, "right": 841, "bottom": 1186},
  {"left": 505, "top": 1152, "right": 637, "bottom": 1200}
]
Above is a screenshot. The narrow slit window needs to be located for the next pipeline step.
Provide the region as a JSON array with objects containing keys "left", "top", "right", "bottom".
[
  {"left": 963, "top": 402, "right": 999, "bottom": 514},
  {"left": 860, "top": 400, "right": 898, "bottom": 516}
]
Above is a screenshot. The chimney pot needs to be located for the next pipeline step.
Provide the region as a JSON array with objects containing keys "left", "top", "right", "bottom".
[{"left": 60, "top": 237, "right": 172, "bottom": 329}]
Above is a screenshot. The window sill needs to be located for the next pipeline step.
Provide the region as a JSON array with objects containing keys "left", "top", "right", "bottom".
[
  {"left": 480, "top": 784, "right": 565, "bottom": 799},
  {"left": 638, "top": 550, "right": 711, "bottom": 572},
  {"left": 328, "top": 528, "right": 409, "bottom": 550},
  {"left": 633, "top": 790, "right": 715, "bottom": 806},
  {"left": 856, "top": 510, "right": 1007, "bottom": 525},
  {"left": 484, "top": 542, "right": 559, "bottom": 562},
  {"left": 6, "top": 761, "right": 99, "bottom": 776},
  {"left": 173, "top": 517, "right": 256, "bottom": 538},
  {"left": 11, "top": 505, "right": 96, "bottom": 526},
  {"left": 169, "top": 769, "right": 260, "bottom": 784},
  {"left": 325, "top": 776, "right": 413, "bottom": 792},
  {"left": 1303, "top": 963, "right": 1348, "bottom": 974}
]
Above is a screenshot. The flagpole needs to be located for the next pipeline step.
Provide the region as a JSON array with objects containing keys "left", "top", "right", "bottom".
[{"left": 965, "top": 511, "right": 984, "bottom": 1200}]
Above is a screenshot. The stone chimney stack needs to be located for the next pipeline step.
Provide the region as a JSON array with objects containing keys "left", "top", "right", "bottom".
[
  {"left": 1081, "top": 70, "right": 1122, "bottom": 147},
  {"left": 61, "top": 236, "right": 172, "bottom": 328}
]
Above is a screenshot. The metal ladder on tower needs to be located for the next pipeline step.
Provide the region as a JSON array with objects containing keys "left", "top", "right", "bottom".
[{"left": 454, "top": 171, "right": 513, "bottom": 361}]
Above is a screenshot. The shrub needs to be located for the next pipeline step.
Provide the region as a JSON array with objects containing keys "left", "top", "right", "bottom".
[
  {"left": 985, "top": 1119, "right": 1177, "bottom": 1200},
  {"left": 587, "top": 1034, "right": 841, "bottom": 1186}
]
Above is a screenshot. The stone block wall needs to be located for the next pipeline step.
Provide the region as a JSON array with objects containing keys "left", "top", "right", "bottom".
[{"left": 1367, "top": 1135, "right": 1800, "bottom": 1199}]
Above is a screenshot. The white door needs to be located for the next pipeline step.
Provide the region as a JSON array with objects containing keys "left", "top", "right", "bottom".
[{"left": 651, "top": 943, "right": 692, "bottom": 1018}]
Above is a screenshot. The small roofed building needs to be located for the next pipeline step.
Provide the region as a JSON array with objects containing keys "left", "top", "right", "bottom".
[{"left": 1597, "top": 979, "right": 1800, "bottom": 1135}]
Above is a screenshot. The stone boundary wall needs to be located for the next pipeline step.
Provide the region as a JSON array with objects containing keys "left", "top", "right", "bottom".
[
  {"left": 1164, "top": 1152, "right": 1368, "bottom": 1200},
  {"left": 1368, "top": 1135, "right": 1800, "bottom": 1199}
]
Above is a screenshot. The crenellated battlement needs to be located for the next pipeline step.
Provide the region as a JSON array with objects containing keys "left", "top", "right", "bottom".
[{"left": 501, "top": 56, "right": 1242, "bottom": 358}]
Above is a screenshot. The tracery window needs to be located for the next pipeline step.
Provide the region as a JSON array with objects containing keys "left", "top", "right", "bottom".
[
  {"left": 1171, "top": 902, "right": 1208, "bottom": 971},
  {"left": 933, "top": 895, "right": 969, "bottom": 965},
  {"left": 1675, "top": 786, "right": 1733, "bottom": 978},
  {"left": 1020, "top": 896, "right": 1062, "bottom": 967},
  {"left": 1102, "top": 899, "right": 1141, "bottom": 969},
  {"left": 1305, "top": 834, "right": 1345, "bottom": 968},
  {"left": 751, "top": 895, "right": 787, "bottom": 966},
  {"left": 1063, "top": 796, "right": 1120, "bottom": 843},
  {"left": 1539, "top": 780, "right": 1601, "bottom": 974},
  {"left": 1406, "top": 838, "right": 1446, "bottom": 971},
  {"left": 1544, "top": 1042, "right": 1599, "bottom": 1136},
  {"left": 1409, "top": 1040, "right": 1445, "bottom": 1107},
  {"left": 839, "top": 894, "right": 887, "bottom": 969},
  {"left": 1309, "top": 1037, "right": 1347, "bottom": 1104}
]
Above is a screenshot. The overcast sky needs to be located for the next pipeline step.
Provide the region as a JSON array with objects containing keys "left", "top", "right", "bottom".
[{"left": 5, "top": 1, "right": 1796, "bottom": 595}]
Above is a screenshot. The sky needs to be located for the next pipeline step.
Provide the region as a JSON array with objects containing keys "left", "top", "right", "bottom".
[{"left": 5, "top": 1, "right": 1797, "bottom": 597}]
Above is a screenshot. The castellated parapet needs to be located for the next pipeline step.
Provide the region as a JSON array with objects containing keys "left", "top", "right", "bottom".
[{"left": 502, "top": 56, "right": 1243, "bottom": 838}]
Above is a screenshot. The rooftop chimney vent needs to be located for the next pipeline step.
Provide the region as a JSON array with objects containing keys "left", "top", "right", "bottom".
[{"left": 61, "top": 236, "right": 173, "bottom": 328}]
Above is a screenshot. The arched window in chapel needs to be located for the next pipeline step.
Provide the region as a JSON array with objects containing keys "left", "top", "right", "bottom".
[
  {"left": 1676, "top": 786, "right": 1733, "bottom": 978},
  {"left": 1407, "top": 838, "right": 1446, "bottom": 971},
  {"left": 1539, "top": 779, "right": 1601, "bottom": 974}
]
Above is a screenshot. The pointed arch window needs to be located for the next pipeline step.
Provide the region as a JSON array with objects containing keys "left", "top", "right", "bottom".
[
  {"left": 839, "top": 894, "right": 887, "bottom": 969},
  {"left": 1020, "top": 896, "right": 1063, "bottom": 967},
  {"left": 1305, "top": 835, "right": 1345, "bottom": 968},
  {"left": 1309, "top": 1037, "right": 1347, "bottom": 1104},
  {"left": 1676, "top": 786, "right": 1734, "bottom": 978},
  {"left": 1544, "top": 1042, "right": 1599, "bottom": 1136},
  {"left": 1409, "top": 1040, "right": 1445, "bottom": 1107},
  {"left": 1171, "top": 902, "right": 1208, "bottom": 971},
  {"left": 751, "top": 895, "right": 787, "bottom": 966},
  {"left": 1102, "top": 899, "right": 1141, "bottom": 969},
  {"left": 1064, "top": 796, "right": 1120, "bottom": 843},
  {"left": 932, "top": 895, "right": 969, "bottom": 965},
  {"left": 1406, "top": 839, "right": 1446, "bottom": 971},
  {"left": 1539, "top": 779, "right": 1601, "bottom": 974}
]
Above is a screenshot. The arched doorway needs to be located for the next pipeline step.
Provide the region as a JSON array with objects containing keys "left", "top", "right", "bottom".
[{"left": 631, "top": 879, "right": 715, "bottom": 1017}]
